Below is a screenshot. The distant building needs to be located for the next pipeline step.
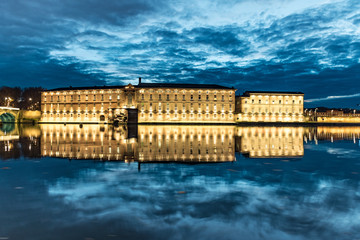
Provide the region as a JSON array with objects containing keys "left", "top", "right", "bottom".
[
  {"left": 235, "top": 91, "right": 304, "bottom": 122},
  {"left": 304, "top": 107, "right": 360, "bottom": 123},
  {"left": 40, "top": 79, "right": 236, "bottom": 123}
]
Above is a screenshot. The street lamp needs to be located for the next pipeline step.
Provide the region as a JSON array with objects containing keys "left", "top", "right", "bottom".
[
  {"left": 29, "top": 98, "right": 33, "bottom": 110},
  {"left": 4, "top": 97, "right": 10, "bottom": 107}
]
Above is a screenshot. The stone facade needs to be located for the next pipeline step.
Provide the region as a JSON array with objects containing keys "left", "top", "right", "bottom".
[
  {"left": 40, "top": 82, "right": 236, "bottom": 123},
  {"left": 235, "top": 91, "right": 304, "bottom": 122}
]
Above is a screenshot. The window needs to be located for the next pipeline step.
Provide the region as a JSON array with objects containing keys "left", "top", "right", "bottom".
[
  {"left": 51, "top": 96, "right": 53, "bottom": 102},
  {"left": 150, "top": 94, "right": 153, "bottom": 100},
  {"left": 64, "top": 96, "right": 66, "bottom": 101},
  {"left": 259, "top": 100, "right": 261, "bottom": 104},
  {"left": 44, "top": 96, "right": 47, "bottom": 102},
  {"left": 167, "top": 94, "right": 169, "bottom": 101},
  {"left": 199, "top": 95, "right": 201, "bottom": 100},
  {"left": 159, "top": 94, "right": 161, "bottom": 100},
  {"left": 252, "top": 99, "right": 254, "bottom": 104},
  {"left": 57, "top": 96, "right": 60, "bottom": 102},
  {"left": 109, "top": 95, "right": 112, "bottom": 100},
  {"left": 279, "top": 100, "right": 282, "bottom": 104},
  {"left": 183, "top": 95, "right": 185, "bottom": 101},
  {"left": 85, "top": 95, "right": 88, "bottom": 101},
  {"left": 101, "top": 95, "right": 104, "bottom": 101},
  {"left": 206, "top": 95, "right": 209, "bottom": 101},
  {"left": 175, "top": 95, "right": 177, "bottom": 101},
  {"left": 71, "top": 95, "right": 73, "bottom": 101},
  {"left": 222, "top": 95, "right": 224, "bottom": 101},
  {"left": 78, "top": 95, "right": 80, "bottom": 101},
  {"left": 190, "top": 95, "right": 193, "bottom": 101},
  {"left": 214, "top": 95, "right": 217, "bottom": 100},
  {"left": 117, "top": 95, "right": 120, "bottom": 100},
  {"left": 142, "top": 94, "right": 144, "bottom": 100},
  {"left": 93, "top": 95, "right": 96, "bottom": 101}
]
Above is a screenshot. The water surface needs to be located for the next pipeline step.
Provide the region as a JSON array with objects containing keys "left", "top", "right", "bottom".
[{"left": 0, "top": 124, "right": 360, "bottom": 240}]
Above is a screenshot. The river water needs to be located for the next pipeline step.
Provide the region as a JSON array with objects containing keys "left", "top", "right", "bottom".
[{"left": 0, "top": 124, "right": 359, "bottom": 240}]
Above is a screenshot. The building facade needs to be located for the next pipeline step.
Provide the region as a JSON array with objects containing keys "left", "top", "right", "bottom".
[
  {"left": 235, "top": 91, "right": 304, "bottom": 122},
  {"left": 40, "top": 81, "right": 236, "bottom": 123}
]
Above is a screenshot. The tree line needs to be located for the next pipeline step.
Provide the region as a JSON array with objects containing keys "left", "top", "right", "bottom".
[{"left": 0, "top": 86, "right": 43, "bottom": 110}]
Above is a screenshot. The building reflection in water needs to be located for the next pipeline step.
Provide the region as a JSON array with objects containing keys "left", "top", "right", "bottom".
[
  {"left": 138, "top": 125, "right": 235, "bottom": 162},
  {"left": 41, "top": 124, "right": 235, "bottom": 162},
  {"left": 0, "top": 123, "right": 41, "bottom": 159},
  {"left": 305, "top": 126, "right": 360, "bottom": 144},
  {"left": 235, "top": 127, "right": 305, "bottom": 158},
  {"left": 2, "top": 124, "right": 360, "bottom": 161}
]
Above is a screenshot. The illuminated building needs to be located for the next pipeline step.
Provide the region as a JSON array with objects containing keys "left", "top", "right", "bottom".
[
  {"left": 40, "top": 79, "right": 236, "bottom": 123},
  {"left": 235, "top": 91, "right": 304, "bottom": 122}
]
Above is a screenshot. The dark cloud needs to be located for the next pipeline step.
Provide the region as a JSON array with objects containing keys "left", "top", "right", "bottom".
[
  {"left": 0, "top": 0, "right": 359, "bottom": 107},
  {"left": 189, "top": 27, "right": 251, "bottom": 57}
]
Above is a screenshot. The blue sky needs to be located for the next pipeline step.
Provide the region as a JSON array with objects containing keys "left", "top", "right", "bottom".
[{"left": 0, "top": 0, "right": 359, "bottom": 107}]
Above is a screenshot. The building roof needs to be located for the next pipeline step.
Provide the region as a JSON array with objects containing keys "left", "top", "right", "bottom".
[
  {"left": 137, "top": 83, "right": 234, "bottom": 89},
  {"left": 242, "top": 91, "right": 304, "bottom": 96},
  {"left": 44, "top": 85, "right": 127, "bottom": 91},
  {"left": 44, "top": 83, "right": 235, "bottom": 92}
]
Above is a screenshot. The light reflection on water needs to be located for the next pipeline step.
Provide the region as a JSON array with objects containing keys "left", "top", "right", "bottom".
[{"left": 0, "top": 124, "right": 360, "bottom": 240}]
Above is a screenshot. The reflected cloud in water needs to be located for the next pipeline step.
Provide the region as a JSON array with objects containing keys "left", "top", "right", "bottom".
[
  {"left": 1, "top": 124, "right": 360, "bottom": 239},
  {"left": 47, "top": 162, "right": 360, "bottom": 240}
]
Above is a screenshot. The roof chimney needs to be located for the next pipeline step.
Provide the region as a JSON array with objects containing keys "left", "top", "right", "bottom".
[{"left": 138, "top": 77, "right": 142, "bottom": 85}]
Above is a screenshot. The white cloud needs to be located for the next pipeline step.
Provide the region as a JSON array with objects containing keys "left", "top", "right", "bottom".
[{"left": 305, "top": 93, "right": 360, "bottom": 102}]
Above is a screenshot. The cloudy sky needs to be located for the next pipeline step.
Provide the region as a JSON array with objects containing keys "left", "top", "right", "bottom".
[{"left": 0, "top": 0, "right": 359, "bottom": 107}]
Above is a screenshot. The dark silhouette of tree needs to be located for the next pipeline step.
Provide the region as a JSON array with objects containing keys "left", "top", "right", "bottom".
[{"left": 0, "top": 86, "right": 43, "bottom": 110}]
